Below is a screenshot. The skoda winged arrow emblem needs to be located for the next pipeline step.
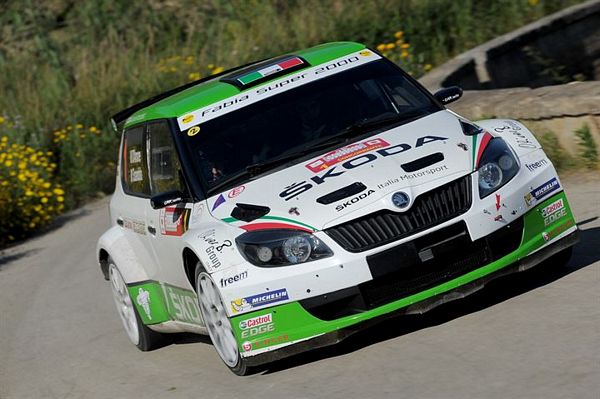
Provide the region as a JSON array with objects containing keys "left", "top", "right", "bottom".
[{"left": 392, "top": 191, "right": 410, "bottom": 209}]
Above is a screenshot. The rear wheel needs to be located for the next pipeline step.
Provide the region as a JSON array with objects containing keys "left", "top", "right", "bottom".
[
  {"left": 195, "top": 264, "right": 249, "bottom": 375},
  {"left": 108, "top": 258, "right": 168, "bottom": 351}
]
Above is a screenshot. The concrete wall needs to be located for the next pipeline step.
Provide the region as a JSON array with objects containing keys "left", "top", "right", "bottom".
[{"left": 420, "top": 0, "right": 600, "bottom": 91}]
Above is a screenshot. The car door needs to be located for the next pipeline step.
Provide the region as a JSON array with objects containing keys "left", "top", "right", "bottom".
[
  {"left": 145, "top": 120, "right": 204, "bottom": 326},
  {"left": 112, "top": 124, "right": 160, "bottom": 279}
]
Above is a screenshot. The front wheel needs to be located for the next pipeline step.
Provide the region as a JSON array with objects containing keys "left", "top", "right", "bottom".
[
  {"left": 108, "top": 259, "right": 168, "bottom": 351},
  {"left": 195, "top": 265, "right": 249, "bottom": 375}
]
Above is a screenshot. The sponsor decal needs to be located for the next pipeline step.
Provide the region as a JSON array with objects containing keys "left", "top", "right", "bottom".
[
  {"left": 280, "top": 135, "right": 448, "bottom": 201},
  {"left": 187, "top": 126, "right": 200, "bottom": 137},
  {"left": 457, "top": 142, "right": 468, "bottom": 151},
  {"left": 189, "top": 203, "right": 204, "bottom": 226},
  {"left": 231, "top": 288, "right": 289, "bottom": 314},
  {"left": 392, "top": 191, "right": 410, "bottom": 209},
  {"left": 252, "top": 334, "right": 289, "bottom": 350},
  {"left": 376, "top": 165, "right": 448, "bottom": 189},
  {"left": 305, "top": 138, "right": 390, "bottom": 172},
  {"left": 335, "top": 189, "right": 375, "bottom": 212},
  {"left": 531, "top": 178, "right": 560, "bottom": 202},
  {"left": 129, "top": 149, "right": 142, "bottom": 164},
  {"left": 494, "top": 121, "right": 537, "bottom": 149},
  {"left": 359, "top": 50, "right": 372, "bottom": 56},
  {"left": 495, "top": 193, "right": 501, "bottom": 211},
  {"left": 130, "top": 168, "right": 143, "bottom": 182},
  {"left": 123, "top": 218, "right": 146, "bottom": 235},
  {"left": 288, "top": 207, "right": 300, "bottom": 216},
  {"left": 201, "top": 229, "right": 233, "bottom": 270},
  {"left": 178, "top": 50, "right": 381, "bottom": 129},
  {"left": 228, "top": 185, "right": 245, "bottom": 198},
  {"left": 182, "top": 114, "right": 194, "bottom": 124},
  {"left": 239, "top": 313, "right": 272, "bottom": 329},
  {"left": 239, "top": 313, "right": 275, "bottom": 339},
  {"left": 136, "top": 288, "right": 152, "bottom": 320},
  {"left": 159, "top": 206, "right": 190, "bottom": 236},
  {"left": 525, "top": 158, "right": 548, "bottom": 172},
  {"left": 540, "top": 198, "right": 566, "bottom": 226},
  {"left": 242, "top": 341, "right": 252, "bottom": 352},
  {"left": 211, "top": 194, "right": 226, "bottom": 211},
  {"left": 542, "top": 219, "right": 574, "bottom": 242},
  {"left": 220, "top": 270, "right": 248, "bottom": 288},
  {"left": 473, "top": 131, "right": 493, "bottom": 169},
  {"left": 164, "top": 285, "right": 202, "bottom": 324}
]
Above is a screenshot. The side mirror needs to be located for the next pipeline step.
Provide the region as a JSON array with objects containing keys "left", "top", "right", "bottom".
[
  {"left": 433, "top": 86, "right": 463, "bottom": 105},
  {"left": 150, "top": 190, "right": 186, "bottom": 209}
]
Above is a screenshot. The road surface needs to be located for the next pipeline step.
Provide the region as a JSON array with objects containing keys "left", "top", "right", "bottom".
[{"left": 1, "top": 174, "right": 598, "bottom": 399}]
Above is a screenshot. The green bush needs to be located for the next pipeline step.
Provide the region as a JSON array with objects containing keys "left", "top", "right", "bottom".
[{"left": 574, "top": 124, "right": 598, "bottom": 169}]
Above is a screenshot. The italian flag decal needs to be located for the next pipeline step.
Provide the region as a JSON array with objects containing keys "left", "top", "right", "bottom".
[
  {"left": 471, "top": 131, "right": 494, "bottom": 170},
  {"left": 222, "top": 215, "right": 317, "bottom": 233},
  {"left": 237, "top": 57, "right": 304, "bottom": 85}
]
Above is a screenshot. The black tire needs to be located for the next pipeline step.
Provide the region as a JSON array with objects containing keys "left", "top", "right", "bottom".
[
  {"left": 107, "top": 257, "right": 170, "bottom": 351},
  {"left": 195, "top": 262, "right": 250, "bottom": 376}
]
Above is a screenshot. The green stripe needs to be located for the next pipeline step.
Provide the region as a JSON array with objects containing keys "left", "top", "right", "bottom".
[
  {"left": 221, "top": 215, "right": 317, "bottom": 231},
  {"left": 471, "top": 134, "right": 478, "bottom": 170}
]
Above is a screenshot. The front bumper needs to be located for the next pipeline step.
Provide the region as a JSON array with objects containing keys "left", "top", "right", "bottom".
[{"left": 232, "top": 190, "right": 578, "bottom": 365}]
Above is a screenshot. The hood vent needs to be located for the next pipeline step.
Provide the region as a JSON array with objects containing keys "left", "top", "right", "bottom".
[
  {"left": 401, "top": 152, "right": 444, "bottom": 172},
  {"left": 460, "top": 120, "right": 484, "bottom": 136},
  {"left": 230, "top": 203, "right": 270, "bottom": 222},
  {"left": 317, "top": 182, "right": 367, "bottom": 205}
]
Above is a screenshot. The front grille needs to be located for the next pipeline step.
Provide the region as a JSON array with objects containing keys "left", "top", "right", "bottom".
[{"left": 324, "top": 175, "right": 472, "bottom": 252}]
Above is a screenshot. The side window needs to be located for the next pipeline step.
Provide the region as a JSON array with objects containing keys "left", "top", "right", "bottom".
[
  {"left": 122, "top": 126, "right": 151, "bottom": 196},
  {"left": 148, "top": 121, "right": 184, "bottom": 195}
]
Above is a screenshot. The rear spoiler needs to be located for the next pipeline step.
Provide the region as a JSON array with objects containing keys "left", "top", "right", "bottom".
[{"left": 109, "top": 58, "right": 269, "bottom": 134}]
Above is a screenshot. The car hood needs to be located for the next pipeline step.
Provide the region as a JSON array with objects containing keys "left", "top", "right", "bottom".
[{"left": 207, "top": 110, "right": 474, "bottom": 231}]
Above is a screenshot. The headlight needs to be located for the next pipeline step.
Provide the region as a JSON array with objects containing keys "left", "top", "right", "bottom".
[
  {"left": 477, "top": 138, "right": 520, "bottom": 198},
  {"left": 235, "top": 230, "right": 333, "bottom": 267}
]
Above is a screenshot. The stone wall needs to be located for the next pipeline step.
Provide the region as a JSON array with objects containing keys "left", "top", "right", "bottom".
[{"left": 419, "top": 0, "right": 600, "bottom": 91}]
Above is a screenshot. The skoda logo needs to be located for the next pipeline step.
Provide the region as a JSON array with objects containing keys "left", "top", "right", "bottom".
[{"left": 392, "top": 192, "right": 410, "bottom": 209}]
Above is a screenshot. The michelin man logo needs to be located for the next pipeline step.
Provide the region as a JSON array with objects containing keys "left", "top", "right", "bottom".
[
  {"left": 231, "top": 298, "right": 251, "bottom": 313},
  {"left": 136, "top": 288, "right": 152, "bottom": 320}
]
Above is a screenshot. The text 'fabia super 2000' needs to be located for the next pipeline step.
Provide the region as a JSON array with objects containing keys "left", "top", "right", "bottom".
[{"left": 97, "top": 42, "right": 578, "bottom": 375}]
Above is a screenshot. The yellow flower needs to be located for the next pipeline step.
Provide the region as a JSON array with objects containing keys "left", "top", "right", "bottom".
[
  {"left": 528, "top": 0, "right": 539, "bottom": 6},
  {"left": 76, "top": 123, "right": 83, "bottom": 129},
  {"left": 1, "top": 136, "right": 7, "bottom": 142},
  {"left": 89, "top": 126, "right": 97, "bottom": 133},
  {"left": 53, "top": 188, "right": 65, "bottom": 195},
  {"left": 18, "top": 162, "right": 26, "bottom": 169},
  {"left": 385, "top": 43, "right": 395, "bottom": 50},
  {"left": 207, "top": 64, "right": 215, "bottom": 70},
  {"left": 211, "top": 66, "right": 224, "bottom": 75},
  {"left": 376, "top": 44, "right": 386, "bottom": 52},
  {"left": 5, "top": 160, "right": 13, "bottom": 167},
  {"left": 57, "top": 196, "right": 64, "bottom": 202},
  {"left": 40, "top": 197, "right": 48, "bottom": 204},
  {"left": 17, "top": 173, "right": 26, "bottom": 181},
  {"left": 424, "top": 64, "right": 433, "bottom": 71},
  {"left": 400, "top": 43, "right": 410, "bottom": 49},
  {"left": 401, "top": 50, "right": 409, "bottom": 58},
  {"left": 188, "top": 72, "right": 201, "bottom": 81},
  {"left": 394, "top": 31, "right": 404, "bottom": 39}
]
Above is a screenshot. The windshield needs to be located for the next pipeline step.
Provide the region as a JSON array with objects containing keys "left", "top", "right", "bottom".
[{"left": 184, "top": 59, "right": 440, "bottom": 194}]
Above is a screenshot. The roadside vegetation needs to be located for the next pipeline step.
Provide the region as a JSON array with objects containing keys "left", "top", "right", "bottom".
[{"left": 0, "top": 0, "right": 586, "bottom": 246}]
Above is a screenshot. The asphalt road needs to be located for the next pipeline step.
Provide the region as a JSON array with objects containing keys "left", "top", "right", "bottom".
[{"left": 1, "top": 175, "right": 599, "bottom": 399}]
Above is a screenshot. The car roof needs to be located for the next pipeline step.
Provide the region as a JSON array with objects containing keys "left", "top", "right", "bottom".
[{"left": 123, "top": 41, "right": 366, "bottom": 129}]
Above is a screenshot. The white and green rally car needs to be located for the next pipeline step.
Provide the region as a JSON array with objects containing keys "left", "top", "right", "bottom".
[{"left": 97, "top": 42, "right": 578, "bottom": 375}]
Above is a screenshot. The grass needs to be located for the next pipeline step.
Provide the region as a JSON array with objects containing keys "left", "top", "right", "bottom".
[
  {"left": 574, "top": 124, "right": 598, "bottom": 169},
  {"left": 0, "top": 0, "right": 586, "bottom": 244}
]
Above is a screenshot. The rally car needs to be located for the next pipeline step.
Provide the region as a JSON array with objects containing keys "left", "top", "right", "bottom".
[{"left": 97, "top": 42, "right": 578, "bottom": 375}]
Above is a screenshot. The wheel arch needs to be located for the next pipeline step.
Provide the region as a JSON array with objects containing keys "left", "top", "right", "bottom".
[
  {"left": 182, "top": 247, "right": 201, "bottom": 291},
  {"left": 96, "top": 226, "right": 150, "bottom": 284}
]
